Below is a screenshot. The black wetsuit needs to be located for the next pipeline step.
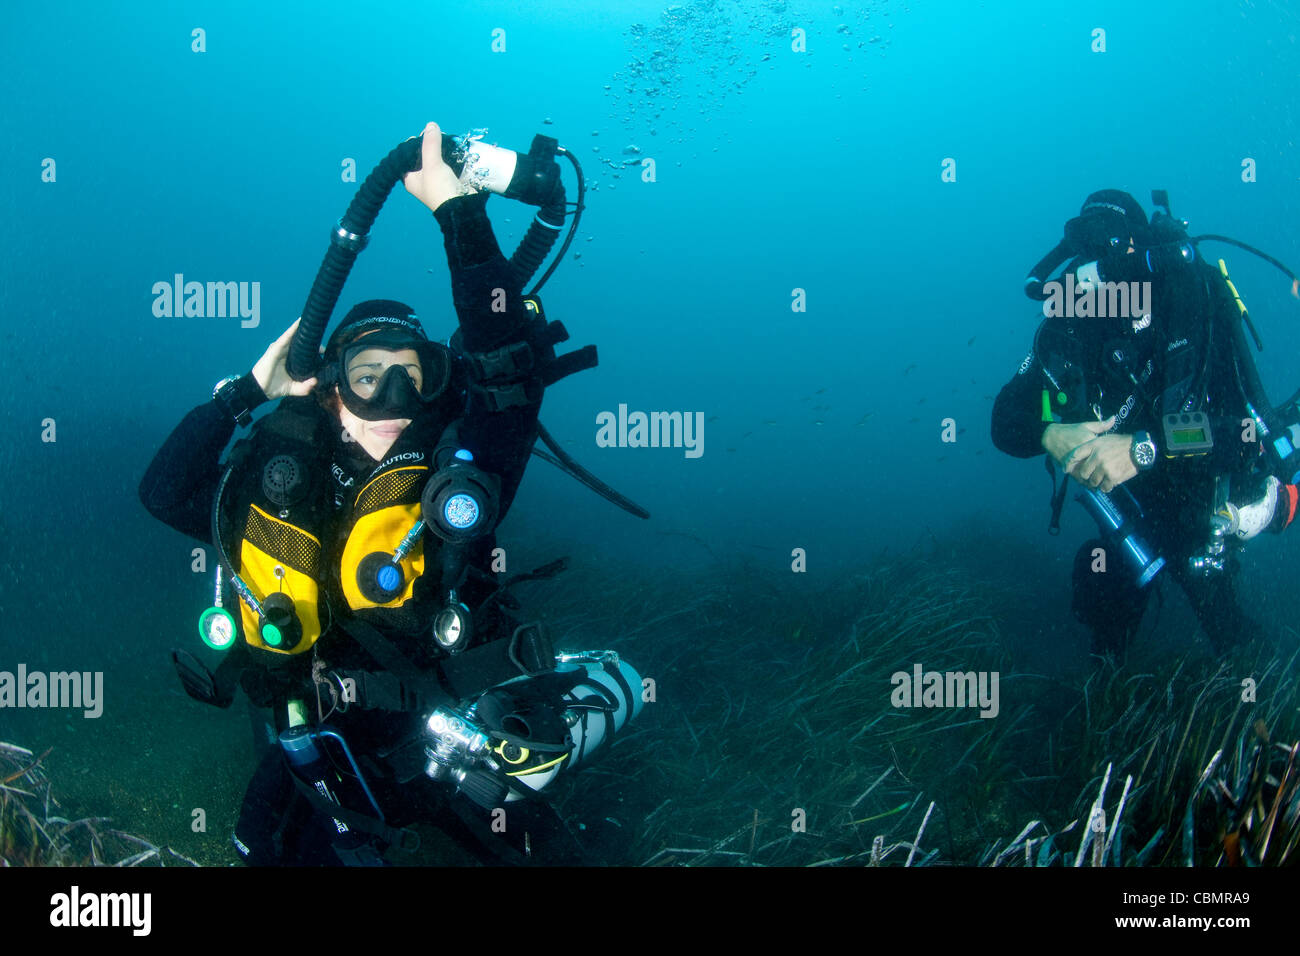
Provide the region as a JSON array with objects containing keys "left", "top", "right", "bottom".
[
  {"left": 141, "top": 192, "right": 539, "bottom": 545},
  {"left": 991, "top": 258, "right": 1282, "bottom": 653},
  {"left": 140, "top": 193, "right": 586, "bottom": 865}
]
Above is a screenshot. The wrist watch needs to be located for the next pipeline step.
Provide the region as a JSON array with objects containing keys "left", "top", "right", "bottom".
[
  {"left": 213, "top": 375, "right": 253, "bottom": 427},
  {"left": 1130, "top": 430, "right": 1157, "bottom": 471}
]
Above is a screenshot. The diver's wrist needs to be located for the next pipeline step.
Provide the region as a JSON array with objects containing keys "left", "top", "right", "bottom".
[
  {"left": 213, "top": 373, "right": 268, "bottom": 427},
  {"left": 240, "top": 371, "right": 269, "bottom": 409},
  {"left": 1130, "top": 431, "right": 1157, "bottom": 472}
]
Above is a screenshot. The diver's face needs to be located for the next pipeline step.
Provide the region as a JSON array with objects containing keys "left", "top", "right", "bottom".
[
  {"left": 336, "top": 347, "right": 421, "bottom": 460},
  {"left": 336, "top": 398, "right": 411, "bottom": 461},
  {"left": 345, "top": 347, "right": 423, "bottom": 398}
]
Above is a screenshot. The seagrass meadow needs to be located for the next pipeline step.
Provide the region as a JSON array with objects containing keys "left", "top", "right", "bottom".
[
  {"left": 544, "top": 555, "right": 1300, "bottom": 867},
  {"left": 0, "top": 741, "right": 197, "bottom": 867},
  {"left": 6, "top": 0, "right": 1300, "bottom": 880},
  {"left": 5, "top": 534, "right": 1298, "bottom": 867}
]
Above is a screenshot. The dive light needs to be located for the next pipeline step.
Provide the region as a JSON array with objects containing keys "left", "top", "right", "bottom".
[
  {"left": 1077, "top": 485, "right": 1166, "bottom": 587},
  {"left": 423, "top": 652, "right": 643, "bottom": 804}
]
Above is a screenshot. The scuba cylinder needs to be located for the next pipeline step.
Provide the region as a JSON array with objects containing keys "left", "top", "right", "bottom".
[
  {"left": 549, "top": 653, "right": 644, "bottom": 770},
  {"left": 1216, "top": 257, "right": 1300, "bottom": 485}
]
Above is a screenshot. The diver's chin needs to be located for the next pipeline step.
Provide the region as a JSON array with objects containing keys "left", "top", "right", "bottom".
[
  {"left": 369, "top": 419, "right": 411, "bottom": 441},
  {"left": 350, "top": 420, "right": 410, "bottom": 461}
]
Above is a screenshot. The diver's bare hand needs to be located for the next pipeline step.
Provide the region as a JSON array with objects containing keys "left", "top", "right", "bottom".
[
  {"left": 1043, "top": 418, "right": 1115, "bottom": 470},
  {"left": 252, "top": 319, "right": 318, "bottom": 400},
  {"left": 403, "top": 121, "right": 474, "bottom": 213},
  {"left": 1063, "top": 432, "right": 1138, "bottom": 493}
]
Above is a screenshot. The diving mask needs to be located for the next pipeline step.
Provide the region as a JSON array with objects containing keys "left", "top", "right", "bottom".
[{"left": 335, "top": 329, "right": 458, "bottom": 422}]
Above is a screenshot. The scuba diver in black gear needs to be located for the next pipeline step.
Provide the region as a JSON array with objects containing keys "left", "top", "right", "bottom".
[
  {"left": 992, "top": 189, "right": 1299, "bottom": 656},
  {"left": 140, "top": 123, "right": 646, "bottom": 865}
]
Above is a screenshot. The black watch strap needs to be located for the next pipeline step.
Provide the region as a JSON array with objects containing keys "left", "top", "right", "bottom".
[{"left": 213, "top": 375, "right": 266, "bottom": 427}]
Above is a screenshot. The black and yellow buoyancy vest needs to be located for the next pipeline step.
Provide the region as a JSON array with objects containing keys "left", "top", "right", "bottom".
[{"left": 227, "top": 398, "right": 436, "bottom": 658}]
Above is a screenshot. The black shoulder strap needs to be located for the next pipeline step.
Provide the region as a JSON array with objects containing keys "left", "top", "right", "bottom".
[
  {"left": 285, "top": 769, "right": 420, "bottom": 853},
  {"left": 335, "top": 615, "right": 443, "bottom": 703},
  {"left": 332, "top": 614, "right": 540, "bottom": 708},
  {"left": 1045, "top": 455, "right": 1068, "bottom": 536}
]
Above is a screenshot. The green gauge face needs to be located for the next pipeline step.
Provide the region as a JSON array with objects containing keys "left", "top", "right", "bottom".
[
  {"left": 1161, "top": 413, "right": 1214, "bottom": 456},
  {"left": 198, "top": 607, "right": 237, "bottom": 651}
]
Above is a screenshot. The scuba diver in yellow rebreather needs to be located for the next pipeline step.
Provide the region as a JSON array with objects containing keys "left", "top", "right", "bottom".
[{"left": 140, "top": 123, "right": 649, "bottom": 865}]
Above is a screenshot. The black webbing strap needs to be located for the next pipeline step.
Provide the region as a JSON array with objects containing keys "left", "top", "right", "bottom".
[
  {"left": 439, "top": 635, "right": 527, "bottom": 701},
  {"left": 285, "top": 769, "right": 420, "bottom": 851},
  {"left": 1045, "top": 455, "right": 1069, "bottom": 536},
  {"left": 459, "top": 309, "right": 599, "bottom": 410},
  {"left": 541, "top": 344, "right": 598, "bottom": 387},
  {"left": 600, "top": 659, "right": 636, "bottom": 723},
  {"left": 568, "top": 677, "right": 621, "bottom": 766},
  {"left": 470, "top": 378, "right": 543, "bottom": 412},
  {"left": 464, "top": 339, "right": 537, "bottom": 380},
  {"left": 324, "top": 669, "right": 427, "bottom": 713},
  {"left": 331, "top": 613, "right": 557, "bottom": 711},
  {"left": 334, "top": 616, "right": 440, "bottom": 702}
]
